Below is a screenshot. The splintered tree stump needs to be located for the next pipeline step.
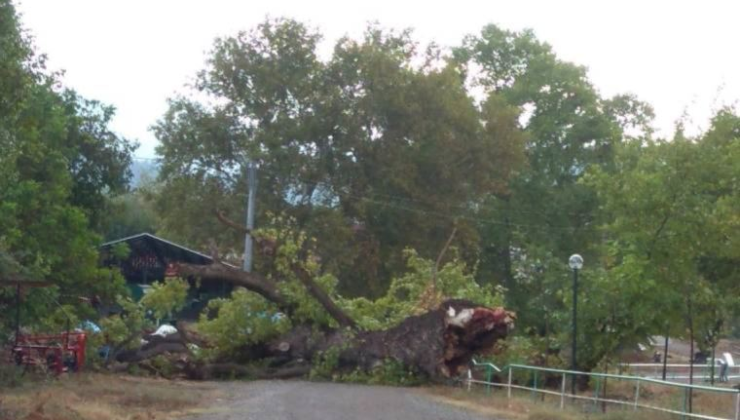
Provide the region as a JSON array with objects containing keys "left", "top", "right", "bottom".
[{"left": 266, "top": 299, "right": 514, "bottom": 380}]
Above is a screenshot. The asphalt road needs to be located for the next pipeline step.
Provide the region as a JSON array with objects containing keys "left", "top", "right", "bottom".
[{"left": 188, "top": 380, "right": 492, "bottom": 420}]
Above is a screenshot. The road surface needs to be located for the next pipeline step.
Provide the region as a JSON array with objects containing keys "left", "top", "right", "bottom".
[{"left": 188, "top": 380, "right": 492, "bottom": 420}]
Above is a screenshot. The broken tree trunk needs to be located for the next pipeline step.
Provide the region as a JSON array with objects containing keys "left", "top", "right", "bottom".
[
  {"left": 266, "top": 299, "right": 513, "bottom": 379},
  {"left": 177, "top": 258, "right": 513, "bottom": 380}
]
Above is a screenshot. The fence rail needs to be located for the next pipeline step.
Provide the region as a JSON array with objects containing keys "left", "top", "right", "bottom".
[
  {"left": 466, "top": 363, "right": 740, "bottom": 420},
  {"left": 620, "top": 362, "right": 740, "bottom": 382}
]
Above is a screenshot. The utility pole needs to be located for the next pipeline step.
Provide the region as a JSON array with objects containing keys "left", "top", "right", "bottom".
[
  {"left": 243, "top": 161, "right": 257, "bottom": 273},
  {"left": 571, "top": 266, "right": 578, "bottom": 394},
  {"left": 568, "top": 254, "right": 583, "bottom": 395}
]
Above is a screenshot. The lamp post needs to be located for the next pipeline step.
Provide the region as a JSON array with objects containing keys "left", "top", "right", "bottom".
[{"left": 568, "top": 254, "right": 583, "bottom": 395}]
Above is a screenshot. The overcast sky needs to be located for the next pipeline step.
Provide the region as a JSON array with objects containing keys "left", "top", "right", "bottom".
[{"left": 16, "top": 0, "right": 740, "bottom": 158}]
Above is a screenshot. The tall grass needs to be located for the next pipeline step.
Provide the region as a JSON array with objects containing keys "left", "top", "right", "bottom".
[{"left": 0, "top": 373, "right": 215, "bottom": 420}]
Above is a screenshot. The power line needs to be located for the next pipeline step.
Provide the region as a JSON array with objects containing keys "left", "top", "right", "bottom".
[
  {"left": 239, "top": 166, "right": 600, "bottom": 233},
  {"left": 247, "top": 165, "right": 599, "bottom": 232},
  {"left": 142, "top": 155, "right": 600, "bottom": 232},
  {"left": 137, "top": 154, "right": 587, "bottom": 219},
  {"left": 248, "top": 162, "right": 592, "bottom": 220}
]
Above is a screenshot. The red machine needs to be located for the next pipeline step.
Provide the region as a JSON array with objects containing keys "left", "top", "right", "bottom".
[{"left": 12, "top": 331, "right": 87, "bottom": 375}]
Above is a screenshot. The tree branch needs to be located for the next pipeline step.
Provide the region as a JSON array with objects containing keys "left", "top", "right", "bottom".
[
  {"left": 185, "top": 225, "right": 357, "bottom": 330},
  {"left": 214, "top": 208, "right": 250, "bottom": 234},
  {"left": 177, "top": 262, "right": 294, "bottom": 314},
  {"left": 647, "top": 193, "right": 678, "bottom": 260},
  {"left": 433, "top": 226, "right": 458, "bottom": 288},
  {"left": 291, "top": 263, "right": 357, "bottom": 330}
]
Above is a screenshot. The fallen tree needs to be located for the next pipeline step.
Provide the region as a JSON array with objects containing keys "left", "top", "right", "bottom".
[
  {"left": 264, "top": 299, "right": 513, "bottom": 379},
  {"left": 175, "top": 250, "right": 513, "bottom": 380},
  {"left": 113, "top": 215, "right": 514, "bottom": 382}
]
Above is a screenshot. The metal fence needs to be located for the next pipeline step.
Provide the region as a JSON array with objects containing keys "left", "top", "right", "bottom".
[
  {"left": 466, "top": 362, "right": 740, "bottom": 420},
  {"left": 619, "top": 363, "right": 740, "bottom": 383}
]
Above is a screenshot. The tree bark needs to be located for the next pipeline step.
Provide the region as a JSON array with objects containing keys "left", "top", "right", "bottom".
[
  {"left": 265, "top": 299, "right": 514, "bottom": 380},
  {"left": 177, "top": 262, "right": 293, "bottom": 313}
]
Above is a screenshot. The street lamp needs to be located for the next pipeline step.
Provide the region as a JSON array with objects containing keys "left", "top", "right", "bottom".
[{"left": 568, "top": 254, "right": 583, "bottom": 395}]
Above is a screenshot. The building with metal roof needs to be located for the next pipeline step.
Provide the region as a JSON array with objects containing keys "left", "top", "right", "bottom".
[{"left": 100, "top": 233, "right": 231, "bottom": 319}]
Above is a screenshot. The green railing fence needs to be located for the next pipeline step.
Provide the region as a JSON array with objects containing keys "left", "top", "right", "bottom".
[{"left": 466, "top": 362, "right": 740, "bottom": 420}]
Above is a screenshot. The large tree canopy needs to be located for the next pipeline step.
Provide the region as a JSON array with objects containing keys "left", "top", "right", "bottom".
[
  {"left": 453, "top": 25, "right": 655, "bottom": 333},
  {"left": 0, "top": 0, "right": 134, "bottom": 332},
  {"left": 154, "top": 20, "right": 526, "bottom": 296},
  {"left": 586, "top": 110, "right": 740, "bottom": 360}
]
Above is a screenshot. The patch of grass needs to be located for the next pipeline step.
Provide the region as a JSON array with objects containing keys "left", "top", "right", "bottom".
[
  {"left": 527, "top": 410, "right": 572, "bottom": 420},
  {"left": 0, "top": 365, "right": 26, "bottom": 388},
  {"left": 0, "top": 373, "right": 216, "bottom": 420},
  {"left": 423, "top": 386, "right": 678, "bottom": 420},
  {"left": 338, "top": 360, "right": 423, "bottom": 386}
]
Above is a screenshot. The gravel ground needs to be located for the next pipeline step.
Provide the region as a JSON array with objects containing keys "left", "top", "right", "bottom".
[{"left": 187, "top": 380, "right": 493, "bottom": 420}]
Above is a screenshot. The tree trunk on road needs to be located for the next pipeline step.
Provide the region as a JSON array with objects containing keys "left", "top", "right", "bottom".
[{"left": 176, "top": 260, "right": 514, "bottom": 380}]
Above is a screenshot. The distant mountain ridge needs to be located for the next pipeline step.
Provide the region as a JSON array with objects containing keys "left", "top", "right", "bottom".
[{"left": 130, "top": 158, "right": 160, "bottom": 188}]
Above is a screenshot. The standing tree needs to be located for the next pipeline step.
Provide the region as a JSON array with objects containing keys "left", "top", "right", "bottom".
[
  {"left": 153, "top": 19, "right": 526, "bottom": 297},
  {"left": 587, "top": 110, "right": 740, "bottom": 396},
  {"left": 0, "top": 0, "right": 134, "bottom": 332},
  {"left": 453, "top": 26, "right": 656, "bottom": 360}
]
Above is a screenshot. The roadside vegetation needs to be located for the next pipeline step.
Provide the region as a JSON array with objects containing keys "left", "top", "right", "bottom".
[
  {"left": 0, "top": 372, "right": 215, "bottom": 420},
  {"left": 429, "top": 386, "right": 680, "bottom": 420}
]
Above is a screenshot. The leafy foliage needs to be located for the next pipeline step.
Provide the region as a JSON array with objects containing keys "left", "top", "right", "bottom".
[
  {"left": 196, "top": 225, "right": 504, "bottom": 359},
  {"left": 0, "top": 0, "right": 134, "bottom": 334},
  {"left": 309, "top": 345, "right": 345, "bottom": 381},
  {"left": 98, "top": 278, "right": 189, "bottom": 352},
  {"left": 196, "top": 288, "right": 290, "bottom": 357},
  {"left": 99, "top": 296, "right": 152, "bottom": 351},
  {"left": 103, "top": 190, "right": 160, "bottom": 241},
  {"left": 153, "top": 18, "right": 527, "bottom": 297},
  {"left": 344, "top": 249, "right": 505, "bottom": 330},
  {"left": 586, "top": 111, "right": 740, "bottom": 357},
  {"left": 140, "top": 277, "right": 189, "bottom": 322}
]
